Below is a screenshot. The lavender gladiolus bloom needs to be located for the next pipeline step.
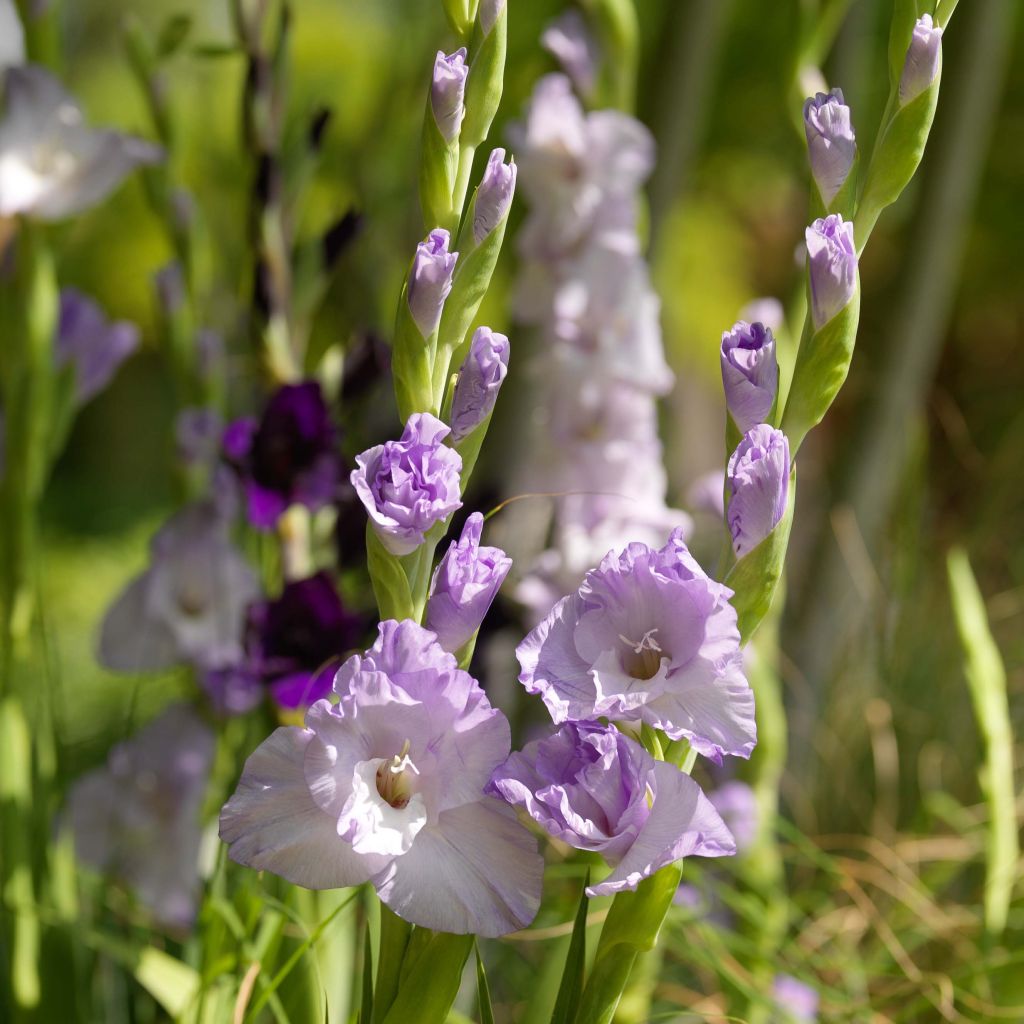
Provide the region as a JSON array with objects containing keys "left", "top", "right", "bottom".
[
  {"left": 352, "top": 413, "right": 462, "bottom": 556},
  {"left": 805, "top": 214, "right": 857, "bottom": 329},
  {"left": 773, "top": 975, "right": 819, "bottom": 1022},
  {"left": 220, "top": 619, "right": 543, "bottom": 936},
  {"left": 407, "top": 228, "right": 458, "bottom": 339},
  {"left": 899, "top": 14, "right": 943, "bottom": 107},
  {"left": 739, "top": 297, "right": 784, "bottom": 333},
  {"left": 0, "top": 66, "right": 162, "bottom": 220},
  {"left": 473, "top": 148, "right": 517, "bottom": 244},
  {"left": 450, "top": 326, "right": 510, "bottom": 442},
  {"left": 223, "top": 381, "right": 341, "bottom": 530},
  {"left": 430, "top": 48, "right": 468, "bottom": 143},
  {"left": 65, "top": 705, "right": 214, "bottom": 929},
  {"left": 517, "top": 529, "right": 755, "bottom": 760},
  {"left": 55, "top": 289, "right": 139, "bottom": 404},
  {"left": 727, "top": 425, "right": 790, "bottom": 558},
  {"left": 425, "top": 512, "right": 512, "bottom": 653},
  {"left": 802, "top": 89, "right": 856, "bottom": 206},
  {"left": 541, "top": 10, "right": 600, "bottom": 99},
  {"left": 99, "top": 502, "right": 259, "bottom": 674},
  {"left": 720, "top": 320, "right": 778, "bottom": 434},
  {"left": 709, "top": 780, "right": 759, "bottom": 854},
  {"left": 489, "top": 722, "right": 735, "bottom": 896}
]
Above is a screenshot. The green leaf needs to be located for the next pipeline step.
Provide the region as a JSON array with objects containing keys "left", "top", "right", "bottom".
[
  {"left": 157, "top": 13, "right": 192, "bottom": 57},
  {"left": 475, "top": 945, "right": 496, "bottom": 1024},
  {"left": 550, "top": 874, "right": 590, "bottom": 1024},
  {"left": 360, "top": 923, "right": 374, "bottom": 1024},
  {"left": 373, "top": 904, "right": 411, "bottom": 1023},
  {"left": 780, "top": 291, "right": 860, "bottom": 455},
  {"left": 135, "top": 947, "right": 202, "bottom": 1018},
  {"left": 381, "top": 931, "right": 473, "bottom": 1024},
  {"left": 725, "top": 470, "right": 796, "bottom": 645},
  {"left": 365, "top": 524, "right": 416, "bottom": 622},
  {"left": 947, "top": 548, "right": 1019, "bottom": 937}
]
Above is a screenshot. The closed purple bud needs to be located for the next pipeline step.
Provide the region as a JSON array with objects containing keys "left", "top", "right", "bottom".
[
  {"left": 479, "top": 0, "right": 505, "bottom": 36},
  {"left": 351, "top": 413, "right": 463, "bottom": 556},
  {"left": 899, "top": 15, "right": 942, "bottom": 107},
  {"left": 426, "top": 512, "right": 511, "bottom": 653},
  {"left": 430, "top": 48, "right": 468, "bottom": 143},
  {"left": 450, "top": 326, "right": 509, "bottom": 442},
  {"left": 407, "top": 228, "right": 458, "bottom": 339},
  {"left": 488, "top": 722, "right": 735, "bottom": 896},
  {"left": 727, "top": 425, "right": 790, "bottom": 558},
  {"left": 720, "top": 320, "right": 778, "bottom": 434},
  {"left": 473, "top": 148, "right": 516, "bottom": 244},
  {"left": 805, "top": 214, "right": 857, "bottom": 329},
  {"left": 802, "top": 89, "right": 856, "bottom": 205}
]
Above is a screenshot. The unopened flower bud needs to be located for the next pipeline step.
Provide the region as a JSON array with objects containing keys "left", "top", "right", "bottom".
[
  {"left": 720, "top": 321, "right": 778, "bottom": 435},
  {"left": 899, "top": 14, "right": 942, "bottom": 107},
  {"left": 473, "top": 148, "right": 516, "bottom": 244},
  {"left": 727, "top": 425, "right": 790, "bottom": 558},
  {"left": 479, "top": 0, "right": 506, "bottom": 37},
  {"left": 803, "top": 89, "right": 856, "bottom": 206},
  {"left": 430, "top": 47, "right": 468, "bottom": 143},
  {"left": 407, "top": 228, "right": 458, "bottom": 339},
  {"left": 425, "top": 512, "right": 511, "bottom": 653},
  {"left": 805, "top": 214, "right": 857, "bottom": 329},
  {"left": 450, "top": 326, "right": 509, "bottom": 441}
]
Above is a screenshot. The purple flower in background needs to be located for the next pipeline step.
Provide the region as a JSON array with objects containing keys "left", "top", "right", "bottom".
[
  {"left": 720, "top": 320, "right": 778, "bottom": 434},
  {"left": 473, "top": 148, "right": 517, "bottom": 244},
  {"left": 802, "top": 89, "right": 856, "bottom": 206},
  {"left": 727, "top": 425, "right": 790, "bottom": 558},
  {"left": 805, "top": 214, "right": 857, "bottom": 329},
  {"left": 517, "top": 529, "right": 755, "bottom": 761},
  {"left": 54, "top": 289, "right": 139, "bottom": 404},
  {"left": 739, "top": 297, "right": 784, "bottom": 333},
  {"left": 425, "top": 512, "right": 511, "bottom": 653},
  {"left": 407, "top": 228, "right": 458, "bottom": 339},
  {"left": 65, "top": 705, "right": 214, "bottom": 930},
  {"left": 541, "top": 10, "right": 600, "bottom": 99},
  {"left": 220, "top": 619, "right": 543, "bottom": 936},
  {"left": 352, "top": 413, "right": 462, "bottom": 556},
  {"left": 450, "top": 326, "right": 510, "bottom": 442},
  {"left": 489, "top": 722, "right": 735, "bottom": 896},
  {"left": 0, "top": 66, "right": 162, "bottom": 220},
  {"left": 240, "top": 571, "right": 365, "bottom": 710},
  {"left": 223, "top": 381, "right": 341, "bottom": 530},
  {"left": 430, "top": 48, "right": 468, "bottom": 142},
  {"left": 773, "top": 975, "right": 819, "bottom": 1022},
  {"left": 709, "top": 780, "right": 759, "bottom": 854},
  {"left": 900, "top": 14, "right": 943, "bottom": 107},
  {"left": 99, "top": 502, "right": 259, "bottom": 674},
  {"left": 686, "top": 470, "right": 726, "bottom": 520}
]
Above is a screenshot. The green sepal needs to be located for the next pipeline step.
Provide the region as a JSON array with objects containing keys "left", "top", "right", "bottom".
[
  {"left": 391, "top": 283, "right": 436, "bottom": 421},
  {"left": 453, "top": 409, "right": 493, "bottom": 492},
  {"left": 419, "top": 103, "right": 461, "bottom": 234},
  {"left": 575, "top": 864, "right": 683, "bottom": 1024},
  {"left": 381, "top": 931, "right": 473, "bottom": 1024},
  {"left": 373, "top": 904, "right": 411, "bottom": 1023},
  {"left": 854, "top": 75, "right": 939, "bottom": 250},
  {"left": 442, "top": 0, "right": 474, "bottom": 40},
  {"left": 779, "top": 286, "right": 860, "bottom": 455},
  {"left": 475, "top": 944, "right": 496, "bottom": 1024},
  {"left": 724, "top": 469, "right": 796, "bottom": 645},
  {"left": 551, "top": 872, "right": 590, "bottom": 1024},
  {"left": 359, "top": 923, "right": 374, "bottom": 1024},
  {"left": 365, "top": 523, "right": 416, "bottom": 622},
  {"left": 823, "top": 148, "right": 859, "bottom": 220},
  {"left": 461, "top": 1, "right": 506, "bottom": 149}
]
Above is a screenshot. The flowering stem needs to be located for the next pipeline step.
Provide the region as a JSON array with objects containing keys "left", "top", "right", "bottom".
[{"left": 449, "top": 144, "right": 477, "bottom": 237}]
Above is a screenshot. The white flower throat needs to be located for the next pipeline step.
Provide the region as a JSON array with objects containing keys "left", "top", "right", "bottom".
[
  {"left": 375, "top": 739, "right": 419, "bottom": 809},
  {"left": 618, "top": 628, "right": 663, "bottom": 681}
]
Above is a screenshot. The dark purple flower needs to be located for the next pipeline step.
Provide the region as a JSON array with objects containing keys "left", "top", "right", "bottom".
[
  {"left": 243, "top": 571, "right": 365, "bottom": 710},
  {"left": 351, "top": 413, "right": 463, "bottom": 556},
  {"left": 407, "top": 229, "right": 458, "bottom": 339},
  {"left": 54, "top": 288, "right": 139, "bottom": 404},
  {"left": 727, "top": 425, "right": 790, "bottom": 558},
  {"left": 488, "top": 722, "right": 735, "bottom": 895},
  {"left": 805, "top": 214, "right": 857, "bottom": 329},
  {"left": 802, "top": 89, "right": 856, "bottom": 206},
  {"left": 899, "top": 15, "right": 942, "bottom": 107},
  {"left": 720, "top": 320, "right": 777, "bottom": 434},
  {"left": 223, "top": 381, "right": 341, "bottom": 530},
  {"left": 425, "top": 512, "right": 511, "bottom": 653},
  {"left": 450, "top": 326, "right": 509, "bottom": 442}
]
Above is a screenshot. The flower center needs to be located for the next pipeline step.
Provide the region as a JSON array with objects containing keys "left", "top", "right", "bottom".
[
  {"left": 618, "top": 629, "right": 663, "bottom": 681},
  {"left": 375, "top": 739, "right": 419, "bottom": 809}
]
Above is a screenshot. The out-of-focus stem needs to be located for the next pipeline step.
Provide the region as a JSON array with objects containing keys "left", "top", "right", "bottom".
[{"left": 787, "top": 0, "right": 1018, "bottom": 764}]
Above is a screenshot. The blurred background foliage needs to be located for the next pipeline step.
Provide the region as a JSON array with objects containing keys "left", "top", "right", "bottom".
[{"left": 16, "top": 0, "right": 1024, "bottom": 1019}]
